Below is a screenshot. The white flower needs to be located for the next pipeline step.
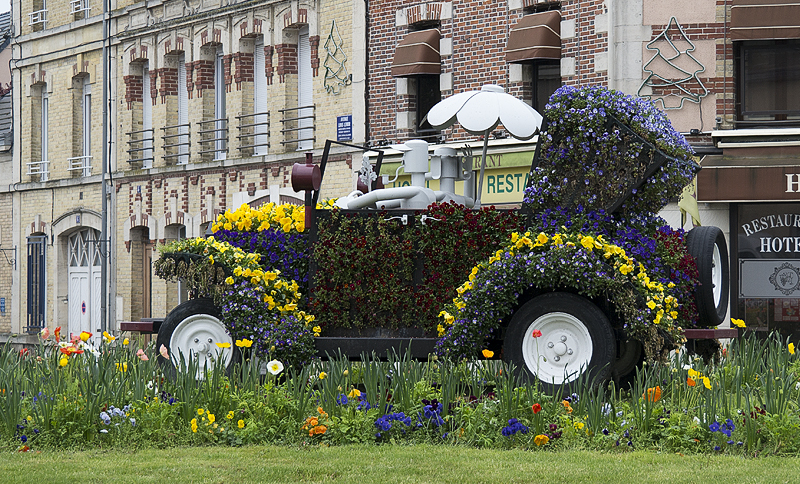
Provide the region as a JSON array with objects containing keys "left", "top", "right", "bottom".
[
  {"left": 267, "top": 359, "right": 284, "bottom": 376},
  {"left": 693, "top": 416, "right": 701, "bottom": 424},
  {"left": 796, "top": 382, "right": 800, "bottom": 391}
]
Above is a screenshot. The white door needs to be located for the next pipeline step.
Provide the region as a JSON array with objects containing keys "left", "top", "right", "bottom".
[{"left": 68, "top": 229, "right": 101, "bottom": 339}]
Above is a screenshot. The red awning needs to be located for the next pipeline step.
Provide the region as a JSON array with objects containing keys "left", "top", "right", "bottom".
[
  {"left": 391, "top": 29, "right": 441, "bottom": 77},
  {"left": 731, "top": 0, "right": 800, "bottom": 40},
  {"left": 506, "top": 10, "right": 561, "bottom": 63}
]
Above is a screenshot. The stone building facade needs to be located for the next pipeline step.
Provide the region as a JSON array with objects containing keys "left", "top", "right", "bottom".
[{"left": 2, "top": 0, "right": 366, "bottom": 341}]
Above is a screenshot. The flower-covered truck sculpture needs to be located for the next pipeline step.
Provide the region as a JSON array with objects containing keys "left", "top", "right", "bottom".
[{"left": 152, "top": 85, "right": 728, "bottom": 394}]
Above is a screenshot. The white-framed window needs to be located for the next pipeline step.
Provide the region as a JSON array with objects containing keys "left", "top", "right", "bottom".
[
  {"left": 28, "top": 89, "right": 51, "bottom": 181},
  {"left": 81, "top": 79, "right": 91, "bottom": 175},
  {"left": 142, "top": 65, "right": 153, "bottom": 168},
  {"left": 214, "top": 45, "right": 227, "bottom": 160},
  {"left": 29, "top": 0, "right": 47, "bottom": 29},
  {"left": 70, "top": 0, "right": 90, "bottom": 19},
  {"left": 297, "top": 26, "right": 313, "bottom": 151},
  {"left": 254, "top": 38, "right": 269, "bottom": 156},
  {"left": 178, "top": 54, "right": 189, "bottom": 164}
]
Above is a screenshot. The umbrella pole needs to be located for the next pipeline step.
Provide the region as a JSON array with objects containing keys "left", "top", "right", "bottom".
[{"left": 476, "top": 130, "right": 489, "bottom": 207}]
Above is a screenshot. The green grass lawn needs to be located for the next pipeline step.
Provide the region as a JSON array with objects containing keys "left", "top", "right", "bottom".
[{"left": 2, "top": 445, "right": 799, "bottom": 484}]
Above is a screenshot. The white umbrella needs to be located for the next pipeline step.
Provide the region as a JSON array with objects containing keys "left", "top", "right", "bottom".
[{"left": 426, "top": 84, "right": 543, "bottom": 206}]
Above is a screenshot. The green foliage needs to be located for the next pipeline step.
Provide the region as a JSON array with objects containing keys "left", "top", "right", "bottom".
[
  {"left": 3, "top": 332, "right": 800, "bottom": 457},
  {"left": 310, "top": 203, "right": 521, "bottom": 332}
]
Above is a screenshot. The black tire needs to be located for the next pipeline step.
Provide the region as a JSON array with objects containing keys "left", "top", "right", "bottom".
[
  {"left": 686, "top": 226, "right": 730, "bottom": 327},
  {"left": 156, "top": 298, "right": 241, "bottom": 378},
  {"left": 503, "top": 292, "right": 616, "bottom": 395}
]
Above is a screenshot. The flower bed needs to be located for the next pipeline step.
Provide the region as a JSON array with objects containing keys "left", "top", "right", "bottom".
[{"left": 3, "top": 331, "right": 800, "bottom": 456}]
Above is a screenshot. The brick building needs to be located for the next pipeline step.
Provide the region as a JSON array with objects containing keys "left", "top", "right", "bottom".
[{"left": 367, "top": 0, "right": 800, "bottom": 333}]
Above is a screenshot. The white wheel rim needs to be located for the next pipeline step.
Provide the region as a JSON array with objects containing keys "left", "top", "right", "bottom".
[
  {"left": 170, "top": 313, "right": 233, "bottom": 379},
  {"left": 711, "top": 242, "right": 722, "bottom": 307},
  {"left": 521, "top": 312, "right": 592, "bottom": 385}
]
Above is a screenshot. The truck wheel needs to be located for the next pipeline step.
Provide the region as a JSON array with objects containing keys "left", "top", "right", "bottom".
[
  {"left": 156, "top": 298, "right": 241, "bottom": 379},
  {"left": 686, "top": 226, "right": 729, "bottom": 327},
  {"left": 503, "top": 292, "right": 615, "bottom": 394}
]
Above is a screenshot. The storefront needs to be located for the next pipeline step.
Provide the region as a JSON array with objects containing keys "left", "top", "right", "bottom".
[{"left": 698, "top": 134, "right": 800, "bottom": 338}]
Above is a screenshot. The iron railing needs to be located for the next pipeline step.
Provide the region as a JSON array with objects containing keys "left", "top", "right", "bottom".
[
  {"left": 236, "top": 111, "right": 270, "bottom": 153},
  {"left": 197, "top": 118, "right": 228, "bottom": 157},
  {"left": 26, "top": 160, "right": 49, "bottom": 181},
  {"left": 67, "top": 155, "right": 92, "bottom": 177},
  {"left": 126, "top": 128, "right": 154, "bottom": 167},
  {"left": 279, "top": 105, "right": 315, "bottom": 145},
  {"left": 161, "top": 123, "right": 190, "bottom": 165}
]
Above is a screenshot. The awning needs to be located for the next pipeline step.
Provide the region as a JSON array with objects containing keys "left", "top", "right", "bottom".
[
  {"left": 731, "top": 0, "right": 800, "bottom": 41},
  {"left": 391, "top": 29, "right": 441, "bottom": 77},
  {"left": 505, "top": 10, "right": 561, "bottom": 63}
]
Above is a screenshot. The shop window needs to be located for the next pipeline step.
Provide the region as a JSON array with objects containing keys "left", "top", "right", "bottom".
[
  {"left": 735, "top": 203, "right": 800, "bottom": 338},
  {"left": 737, "top": 40, "right": 800, "bottom": 125}
]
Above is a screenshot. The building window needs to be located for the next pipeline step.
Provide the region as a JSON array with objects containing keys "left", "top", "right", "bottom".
[
  {"left": 298, "top": 26, "right": 314, "bottom": 151},
  {"left": 416, "top": 75, "right": 440, "bottom": 134},
  {"left": 26, "top": 234, "right": 47, "bottom": 333},
  {"left": 142, "top": 65, "right": 153, "bottom": 168},
  {"left": 70, "top": 0, "right": 89, "bottom": 20},
  {"left": 215, "top": 46, "right": 227, "bottom": 160},
  {"left": 177, "top": 54, "right": 189, "bottom": 165},
  {"left": 70, "top": 77, "right": 92, "bottom": 176},
  {"left": 28, "top": 88, "right": 50, "bottom": 181},
  {"left": 737, "top": 40, "right": 800, "bottom": 124},
  {"left": 253, "top": 38, "right": 269, "bottom": 156},
  {"left": 29, "top": 0, "right": 47, "bottom": 31},
  {"left": 530, "top": 60, "right": 560, "bottom": 112}
]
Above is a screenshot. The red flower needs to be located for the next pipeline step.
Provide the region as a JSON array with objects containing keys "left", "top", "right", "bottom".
[
  {"left": 54, "top": 326, "right": 62, "bottom": 341},
  {"left": 532, "top": 403, "right": 542, "bottom": 414},
  {"left": 532, "top": 329, "right": 542, "bottom": 338},
  {"left": 19, "top": 348, "right": 29, "bottom": 357}
]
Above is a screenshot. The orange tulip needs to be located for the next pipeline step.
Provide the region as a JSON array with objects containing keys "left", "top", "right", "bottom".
[
  {"left": 644, "top": 386, "right": 662, "bottom": 402},
  {"left": 687, "top": 377, "right": 696, "bottom": 387}
]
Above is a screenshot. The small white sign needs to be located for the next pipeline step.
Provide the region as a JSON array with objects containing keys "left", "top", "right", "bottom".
[{"left": 741, "top": 259, "right": 800, "bottom": 298}]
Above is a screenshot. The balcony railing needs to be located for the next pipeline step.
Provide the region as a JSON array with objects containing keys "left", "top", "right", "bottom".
[
  {"left": 27, "top": 160, "right": 49, "bottom": 181},
  {"left": 161, "top": 123, "right": 190, "bottom": 165},
  {"left": 197, "top": 118, "right": 228, "bottom": 159},
  {"left": 279, "top": 105, "right": 315, "bottom": 146},
  {"left": 126, "top": 128, "right": 154, "bottom": 168},
  {"left": 236, "top": 111, "right": 270, "bottom": 153},
  {"left": 28, "top": 9, "right": 47, "bottom": 27},
  {"left": 70, "top": 0, "right": 90, "bottom": 15},
  {"left": 67, "top": 155, "right": 92, "bottom": 177}
]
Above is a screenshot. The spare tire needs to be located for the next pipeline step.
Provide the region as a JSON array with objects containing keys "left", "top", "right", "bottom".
[{"left": 686, "top": 226, "right": 730, "bottom": 327}]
